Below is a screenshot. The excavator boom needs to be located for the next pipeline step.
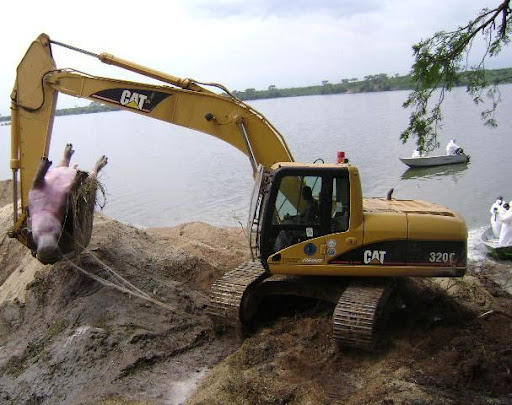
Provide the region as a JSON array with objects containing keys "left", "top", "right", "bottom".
[{"left": 10, "top": 34, "right": 294, "bottom": 233}]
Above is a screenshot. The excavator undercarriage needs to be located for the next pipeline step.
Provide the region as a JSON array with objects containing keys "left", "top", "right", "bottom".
[{"left": 208, "top": 260, "right": 394, "bottom": 350}]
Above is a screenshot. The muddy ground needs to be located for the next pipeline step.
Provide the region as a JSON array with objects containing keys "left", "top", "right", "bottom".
[{"left": 0, "top": 180, "right": 511, "bottom": 404}]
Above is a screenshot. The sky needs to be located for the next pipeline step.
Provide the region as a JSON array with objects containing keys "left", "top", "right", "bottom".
[{"left": 2, "top": 0, "right": 511, "bottom": 114}]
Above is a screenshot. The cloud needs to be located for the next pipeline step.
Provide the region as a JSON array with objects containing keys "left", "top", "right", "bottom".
[
  {"left": 189, "top": 0, "right": 383, "bottom": 18},
  {"left": 1, "top": 0, "right": 511, "bottom": 114}
]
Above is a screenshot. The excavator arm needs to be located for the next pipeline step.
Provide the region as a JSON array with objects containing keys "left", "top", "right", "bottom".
[{"left": 10, "top": 34, "right": 294, "bottom": 239}]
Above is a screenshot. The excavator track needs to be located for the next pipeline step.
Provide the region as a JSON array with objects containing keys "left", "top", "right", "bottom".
[
  {"left": 210, "top": 265, "right": 394, "bottom": 350},
  {"left": 208, "top": 261, "right": 269, "bottom": 326},
  {"left": 332, "top": 279, "right": 393, "bottom": 350}
]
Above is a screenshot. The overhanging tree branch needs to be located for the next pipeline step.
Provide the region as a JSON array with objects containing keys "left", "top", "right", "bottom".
[{"left": 401, "top": 0, "right": 511, "bottom": 151}]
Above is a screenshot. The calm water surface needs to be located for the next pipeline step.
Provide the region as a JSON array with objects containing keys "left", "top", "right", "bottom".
[{"left": 1, "top": 85, "right": 510, "bottom": 235}]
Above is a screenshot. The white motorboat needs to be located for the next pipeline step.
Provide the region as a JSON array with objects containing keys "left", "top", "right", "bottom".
[{"left": 399, "top": 153, "right": 470, "bottom": 168}]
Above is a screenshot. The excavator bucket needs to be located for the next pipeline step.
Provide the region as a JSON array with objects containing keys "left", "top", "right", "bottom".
[{"left": 59, "top": 172, "right": 103, "bottom": 258}]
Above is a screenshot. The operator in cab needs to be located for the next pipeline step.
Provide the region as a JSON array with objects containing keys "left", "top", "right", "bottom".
[{"left": 301, "top": 186, "right": 319, "bottom": 222}]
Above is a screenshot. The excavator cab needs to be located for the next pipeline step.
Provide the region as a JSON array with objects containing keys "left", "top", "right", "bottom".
[{"left": 249, "top": 163, "right": 353, "bottom": 266}]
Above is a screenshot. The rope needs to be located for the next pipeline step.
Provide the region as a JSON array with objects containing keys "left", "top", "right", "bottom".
[
  {"left": 61, "top": 233, "right": 188, "bottom": 315},
  {"left": 73, "top": 241, "right": 152, "bottom": 300},
  {"left": 63, "top": 253, "right": 186, "bottom": 315}
]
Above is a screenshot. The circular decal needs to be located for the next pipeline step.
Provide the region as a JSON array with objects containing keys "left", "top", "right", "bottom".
[
  {"left": 304, "top": 243, "right": 317, "bottom": 256},
  {"left": 328, "top": 248, "right": 337, "bottom": 257},
  {"left": 327, "top": 239, "right": 337, "bottom": 248}
]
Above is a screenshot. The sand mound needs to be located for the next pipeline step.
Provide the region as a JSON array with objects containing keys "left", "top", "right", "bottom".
[
  {"left": 0, "top": 180, "right": 12, "bottom": 208},
  {"left": 0, "top": 184, "right": 249, "bottom": 404},
  {"left": 146, "top": 222, "right": 250, "bottom": 272}
]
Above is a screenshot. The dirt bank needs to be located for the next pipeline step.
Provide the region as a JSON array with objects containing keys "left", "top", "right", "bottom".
[
  {"left": 0, "top": 208, "right": 244, "bottom": 404},
  {"left": 0, "top": 181, "right": 511, "bottom": 404}
]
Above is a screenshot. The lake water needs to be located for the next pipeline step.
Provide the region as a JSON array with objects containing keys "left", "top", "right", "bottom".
[{"left": 1, "top": 85, "right": 511, "bottom": 236}]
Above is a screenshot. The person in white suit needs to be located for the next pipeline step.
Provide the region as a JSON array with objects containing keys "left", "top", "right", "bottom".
[
  {"left": 490, "top": 196, "right": 505, "bottom": 238},
  {"left": 412, "top": 148, "right": 422, "bottom": 158},
  {"left": 446, "top": 139, "right": 462, "bottom": 155},
  {"left": 499, "top": 202, "right": 512, "bottom": 246}
]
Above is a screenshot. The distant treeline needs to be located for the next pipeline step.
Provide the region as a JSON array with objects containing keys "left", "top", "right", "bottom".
[
  {"left": 1, "top": 68, "right": 511, "bottom": 122},
  {"left": 233, "top": 67, "right": 512, "bottom": 100},
  {"left": 0, "top": 102, "right": 119, "bottom": 123},
  {"left": 55, "top": 103, "right": 120, "bottom": 116}
]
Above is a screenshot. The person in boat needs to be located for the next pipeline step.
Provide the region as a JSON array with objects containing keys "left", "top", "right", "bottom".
[
  {"left": 412, "top": 148, "right": 422, "bottom": 158},
  {"left": 490, "top": 196, "right": 505, "bottom": 238},
  {"left": 446, "top": 139, "right": 464, "bottom": 155},
  {"left": 498, "top": 202, "right": 512, "bottom": 247}
]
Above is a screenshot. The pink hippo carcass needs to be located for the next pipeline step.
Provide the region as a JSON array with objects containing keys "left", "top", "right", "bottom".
[{"left": 28, "top": 144, "right": 108, "bottom": 264}]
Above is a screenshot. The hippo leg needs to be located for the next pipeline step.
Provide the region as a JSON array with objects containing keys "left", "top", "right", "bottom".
[
  {"left": 90, "top": 156, "right": 108, "bottom": 178},
  {"left": 32, "top": 157, "right": 52, "bottom": 189},
  {"left": 57, "top": 143, "right": 75, "bottom": 167}
]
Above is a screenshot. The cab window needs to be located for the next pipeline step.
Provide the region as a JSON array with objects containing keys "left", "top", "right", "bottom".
[
  {"left": 331, "top": 176, "right": 350, "bottom": 232},
  {"left": 272, "top": 175, "right": 321, "bottom": 226},
  {"left": 265, "top": 170, "right": 351, "bottom": 256},
  {"left": 271, "top": 175, "right": 322, "bottom": 252}
]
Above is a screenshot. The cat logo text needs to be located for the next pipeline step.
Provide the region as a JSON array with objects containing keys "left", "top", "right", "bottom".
[
  {"left": 120, "top": 90, "right": 148, "bottom": 110},
  {"left": 363, "top": 250, "right": 387, "bottom": 265}
]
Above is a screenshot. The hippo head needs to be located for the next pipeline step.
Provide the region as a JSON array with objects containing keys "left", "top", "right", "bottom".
[{"left": 30, "top": 214, "right": 64, "bottom": 264}]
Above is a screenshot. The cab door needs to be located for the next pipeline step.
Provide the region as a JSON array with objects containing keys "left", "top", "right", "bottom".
[
  {"left": 260, "top": 166, "right": 365, "bottom": 274},
  {"left": 268, "top": 173, "right": 324, "bottom": 257},
  {"left": 260, "top": 167, "right": 353, "bottom": 259}
]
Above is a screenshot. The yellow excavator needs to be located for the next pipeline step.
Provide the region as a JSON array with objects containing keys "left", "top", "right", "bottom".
[{"left": 9, "top": 34, "right": 467, "bottom": 349}]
